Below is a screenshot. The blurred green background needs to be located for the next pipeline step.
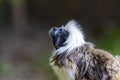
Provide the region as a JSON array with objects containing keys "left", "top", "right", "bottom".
[{"left": 0, "top": 0, "right": 120, "bottom": 80}]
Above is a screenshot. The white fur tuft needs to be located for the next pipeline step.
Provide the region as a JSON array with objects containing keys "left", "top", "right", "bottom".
[{"left": 56, "top": 20, "right": 85, "bottom": 54}]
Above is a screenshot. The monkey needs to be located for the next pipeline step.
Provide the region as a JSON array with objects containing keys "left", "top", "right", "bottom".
[{"left": 49, "top": 20, "right": 120, "bottom": 80}]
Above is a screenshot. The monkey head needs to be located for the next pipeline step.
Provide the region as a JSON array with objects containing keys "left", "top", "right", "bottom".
[
  {"left": 49, "top": 26, "right": 69, "bottom": 49},
  {"left": 49, "top": 20, "right": 85, "bottom": 54}
]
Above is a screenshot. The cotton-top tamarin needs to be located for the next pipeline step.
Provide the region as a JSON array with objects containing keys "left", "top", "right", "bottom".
[{"left": 49, "top": 20, "right": 120, "bottom": 80}]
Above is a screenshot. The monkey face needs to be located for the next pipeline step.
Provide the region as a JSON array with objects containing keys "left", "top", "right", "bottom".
[{"left": 49, "top": 26, "right": 69, "bottom": 49}]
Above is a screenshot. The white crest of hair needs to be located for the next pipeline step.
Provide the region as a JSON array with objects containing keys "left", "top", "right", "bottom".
[{"left": 56, "top": 20, "right": 86, "bottom": 54}]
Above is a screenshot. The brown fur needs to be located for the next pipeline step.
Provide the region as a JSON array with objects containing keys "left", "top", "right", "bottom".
[{"left": 50, "top": 43, "right": 120, "bottom": 80}]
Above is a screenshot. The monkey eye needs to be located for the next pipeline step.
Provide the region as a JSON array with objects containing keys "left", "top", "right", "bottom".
[
  {"left": 52, "top": 27, "right": 57, "bottom": 31},
  {"left": 59, "top": 28, "right": 63, "bottom": 32}
]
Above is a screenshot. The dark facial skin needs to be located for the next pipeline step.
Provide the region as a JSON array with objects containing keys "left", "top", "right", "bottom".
[{"left": 49, "top": 26, "right": 69, "bottom": 49}]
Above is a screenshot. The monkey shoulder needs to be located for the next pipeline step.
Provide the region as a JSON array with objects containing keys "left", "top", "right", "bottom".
[
  {"left": 89, "top": 48, "right": 114, "bottom": 61},
  {"left": 89, "top": 48, "right": 120, "bottom": 79}
]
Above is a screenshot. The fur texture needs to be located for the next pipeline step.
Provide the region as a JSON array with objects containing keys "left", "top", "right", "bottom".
[{"left": 49, "top": 20, "right": 120, "bottom": 80}]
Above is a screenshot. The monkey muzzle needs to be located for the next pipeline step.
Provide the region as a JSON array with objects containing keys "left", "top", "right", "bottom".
[{"left": 49, "top": 27, "right": 69, "bottom": 49}]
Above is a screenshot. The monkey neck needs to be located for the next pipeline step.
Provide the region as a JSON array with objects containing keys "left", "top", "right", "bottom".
[
  {"left": 51, "top": 42, "right": 94, "bottom": 67},
  {"left": 55, "top": 41, "right": 85, "bottom": 55}
]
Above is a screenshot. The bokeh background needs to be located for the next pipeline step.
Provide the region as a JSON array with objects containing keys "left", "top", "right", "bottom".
[{"left": 0, "top": 0, "right": 120, "bottom": 80}]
